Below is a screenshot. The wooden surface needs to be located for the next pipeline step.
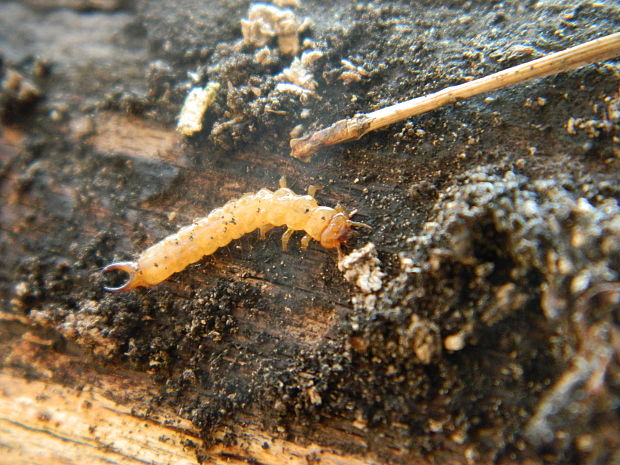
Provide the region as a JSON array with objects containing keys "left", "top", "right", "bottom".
[
  {"left": 0, "top": 373, "right": 200, "bottom": 465},
  {"left": 0, "top": 373, "right": 380, "bottom": 465},
  {"left": 1, "top": 1, "right": 619, "bottom": 464},
  {"left": 0, "top": 311, "right": 384, "bottom": 465}
]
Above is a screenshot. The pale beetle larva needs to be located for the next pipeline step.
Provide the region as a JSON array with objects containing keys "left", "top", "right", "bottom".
[{"left": 103, "top": 178, "right": 368, "bottom": 292}]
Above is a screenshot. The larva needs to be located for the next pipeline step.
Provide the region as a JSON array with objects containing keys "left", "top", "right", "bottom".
[{"left": 103, "top": 178, "right": 367, "bottom": 292}]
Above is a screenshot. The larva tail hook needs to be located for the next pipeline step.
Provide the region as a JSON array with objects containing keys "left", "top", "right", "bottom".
[{"left": 102, "top": 261, "right": 140, "bottom": 292}]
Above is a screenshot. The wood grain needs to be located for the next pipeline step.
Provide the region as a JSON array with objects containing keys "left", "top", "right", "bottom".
[{"left": 0, "top": 371, "right": 381, "bottom": 465}]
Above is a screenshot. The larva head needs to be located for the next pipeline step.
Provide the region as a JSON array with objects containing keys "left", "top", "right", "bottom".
[
  {"left": 319, "top": 212, "right": 359, "bottom": 249},
  {"left": 102, "top": 261, "right": 143, "bottom": 292}
]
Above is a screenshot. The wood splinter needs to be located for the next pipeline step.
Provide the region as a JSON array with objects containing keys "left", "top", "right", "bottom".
[{"left": 290, "top": 32, "right": 620, "bottom": 162}]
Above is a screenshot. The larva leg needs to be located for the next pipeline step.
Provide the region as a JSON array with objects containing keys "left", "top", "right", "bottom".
[
  {"left": 259, "top": 224, "right": 275, "bottom": 240},
  {"left": 281, "top": 228, "right": 295, "bottom": 251},
  {"left": 300, "top": 234, "right": 312, "bottom": 251},
  {"left": 307, "top": 185, "right": 322, "bottom": 198},
  {"left": 279, "top": 176, "right": 288, "bottom": 188}
]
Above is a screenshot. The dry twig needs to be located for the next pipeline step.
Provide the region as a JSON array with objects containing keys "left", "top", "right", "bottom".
[{"left": 290, "top": 32, "right": 620, "bottom": 162}]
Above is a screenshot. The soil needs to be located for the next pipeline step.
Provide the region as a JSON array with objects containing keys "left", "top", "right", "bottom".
[{"left": 1, "top": 1, "right": 619, "bottom": 464}]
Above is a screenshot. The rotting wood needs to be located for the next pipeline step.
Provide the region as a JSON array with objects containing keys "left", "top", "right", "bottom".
[
  {"left": 0, "top": 372, "right": 382, "bottom": 465},
  {"left": 0, "top": 306, "right": 385, "bottom": 465},
  {"left": 290, "top": 32, "right": 620, "bottom": 162},
  {"left": 2, "top": 2, "right": 619, "bottom": 464},
  {"left": 86, "top": 112, "right": 186, "bottom": 166},
  {"left": 0, "top": 373, "right": 201, "bottom": 465}
]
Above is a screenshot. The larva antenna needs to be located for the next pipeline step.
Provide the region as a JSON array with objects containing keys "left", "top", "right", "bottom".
[
  {"left": 346, "top": 209, "right": 371, "bottom": 230},
  {"left": 102, "top": 261, "right": 140, "bottom": 292},
  {"left": 349, "top": 220, "right": 372, "bottom": 230}
]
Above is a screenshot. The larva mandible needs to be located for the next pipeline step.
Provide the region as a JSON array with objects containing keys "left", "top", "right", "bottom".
[{"left": 103, "top": 178, "right": 368, "bottom": 292}]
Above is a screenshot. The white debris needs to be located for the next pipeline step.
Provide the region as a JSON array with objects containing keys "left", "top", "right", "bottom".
[
  {"left": 289, "top": 123, "right": 304, "bottom": 138},
  {"left": 176, "top": 82, "right": 220, "bottom": 136},
  {"left": 254, "top": 46, "right": 274, "bottom": 65},
  {"left": 300, "top": 50, "right": 324, "bottom": 67},
  {"left": 274, "top": 82, "right": 316, "bottom": 101},
  {"left": 444, "top": 331, "right": 466, "bottom": 351},
  {"left": 338, "top": 243, "right": 385, "bottom": 312},
  {"left": 338, "top": 59, "right": 369, "bottom": 84},
  {"left": 338, "top": 242, "right": 385, "bottom": 294},
  {"left": 241, "top": 3, "right": 307, "bottom": 55},
  {"left": 273, "top": 0, "right": 300, "bottom": 7},
  {"left": 276, "top": 50, "right": 324, "bottom": 90}
]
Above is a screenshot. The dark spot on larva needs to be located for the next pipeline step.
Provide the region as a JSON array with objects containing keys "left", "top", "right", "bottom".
[
  {"left": 231, "top": 218, "right": 237, "bottom": 224},
  {"left": 210, "top": 236, "right": 214, "bottom": 239},
  {"left": 321, "top": 216, "right": 325, "bottom": 220},
  {"left": 154, "top": 263, "right": 159, "bottom": 267},
  {"left": 257, "top": 208, "right": 261, "bottom": 213},
  {"left": 305, "top": 209, "right": 309, "bottom": 213}
]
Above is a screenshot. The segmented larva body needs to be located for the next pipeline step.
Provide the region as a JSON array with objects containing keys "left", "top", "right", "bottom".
[{"left": 103, "top": 180, "right": 365, "bottom": 292}]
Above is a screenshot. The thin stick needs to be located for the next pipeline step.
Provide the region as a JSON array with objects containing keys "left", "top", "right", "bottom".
[{"left": 290, "top": 32, "right": 620, "bottom": 162}]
